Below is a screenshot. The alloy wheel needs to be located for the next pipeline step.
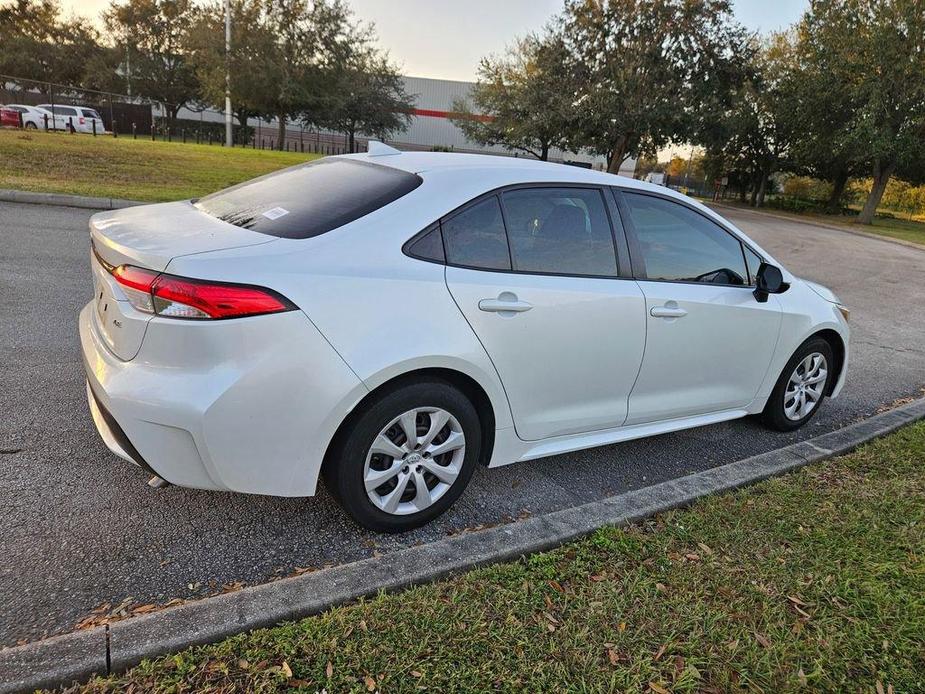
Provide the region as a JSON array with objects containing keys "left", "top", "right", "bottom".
[
  {"left": 783, "top": 352, "right": 827, "bottom": 421},
  {"left": 363, "top": 407, "right": 466, "bottom": 516}
]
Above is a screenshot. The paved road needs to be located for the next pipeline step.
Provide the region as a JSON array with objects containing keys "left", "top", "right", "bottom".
[{"left": 1, "top": 201, "right": 923, "bottom": 647}]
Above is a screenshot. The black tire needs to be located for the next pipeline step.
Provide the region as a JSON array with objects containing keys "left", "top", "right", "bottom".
[
  {"left": 324, "top": 379, "right": 481, "bottom": 533},
  {"left": 24, "top": 121, "right": 36, "bottom": 129},
  {"left": 761, "top": 337, "right": 833, "bottom": 431}
]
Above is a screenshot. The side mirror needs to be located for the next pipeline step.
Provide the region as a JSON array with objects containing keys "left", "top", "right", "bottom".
[{"left": 754, "top": 262, "right": 789, "bottom": 303}]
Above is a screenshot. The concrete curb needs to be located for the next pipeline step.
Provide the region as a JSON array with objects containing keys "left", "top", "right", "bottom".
[
  {"left": 0, "top": 188, "right": 143, "bottom": 210},
  {"left": 711, "top": 202, "right": 925, "bottom": 252},
  {"left": 3, "top": 397, "right": 924, "bottom": 693}
]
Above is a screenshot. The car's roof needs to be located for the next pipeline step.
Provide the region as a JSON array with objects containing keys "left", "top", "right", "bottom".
[{"left": 334, "top": 150, "right": 674, "bottom": 197}]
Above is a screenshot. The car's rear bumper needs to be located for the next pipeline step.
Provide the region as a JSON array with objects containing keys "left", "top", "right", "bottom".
[{"left": 79, "top": 301, "right": 368, "bottom": 496}]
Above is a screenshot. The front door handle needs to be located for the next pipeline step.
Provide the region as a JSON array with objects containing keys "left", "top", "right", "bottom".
[
  {"left": 479, "top": 291, "right": 533, "bottom": 314},
  {"left": 650, "top": 302, "right": 687, "bottom": 319}
]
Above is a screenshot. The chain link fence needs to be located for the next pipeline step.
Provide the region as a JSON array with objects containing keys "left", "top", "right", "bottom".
[{"left": 0, "top": 75, "right": 360, "bottom": 155}]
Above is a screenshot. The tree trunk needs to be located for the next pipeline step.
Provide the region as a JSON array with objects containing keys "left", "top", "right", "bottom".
[
  {"left": 857, "top": 158, "right": 896, "bottom": 225},
  {"left": 749, "top": 173, "right": 759, "bottom": 207},
  {"left": 540, "top": 142, "right": 549, "bottom": 162},
  {"left": 606, "top": 134, "right": 630, "bottom": 174},
  {"left": 755, "top": 170, "right": 769, "bottom": 208},
  {"left": 348, "top": 129, "right": 355, "bottom": 154},
  {"left": 825, "top": 170, "right": 849, "bottom": 213},
  {"left": 277, "top": 114, "right": 286, "bottom": 151}
]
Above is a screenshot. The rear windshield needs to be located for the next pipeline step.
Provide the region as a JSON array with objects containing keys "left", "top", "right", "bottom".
[{"left": 194, "top": 158, "right": 423, "bottom": 239}]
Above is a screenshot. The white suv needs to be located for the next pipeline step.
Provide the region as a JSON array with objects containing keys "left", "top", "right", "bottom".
[{"left": 37, "top": 104, "right": 105, "bottom": 133}]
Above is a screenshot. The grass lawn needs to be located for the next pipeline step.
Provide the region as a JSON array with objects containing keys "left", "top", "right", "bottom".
[
  {"left": 73, "top": 422, "right": 925, "bottom": 693},
  {"left": 0, "top": 129, "right": 319, "bottom": 203},
  {"left": 712, "top": 199, "right": 925, "bottom": 247}
]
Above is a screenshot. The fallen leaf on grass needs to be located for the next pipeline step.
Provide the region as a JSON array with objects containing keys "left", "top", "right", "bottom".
[
  {"left": 548, "top": 580, "right": 565, "bottom": 592},
  {"left": 281, "top": 661, "right": 293, "bottom": 678},
  {"left": 365, "top": 674, "right": 377, "bottom": 691},
  {"left": 685, "top": 553, "right": 700, "bottom": 562},
  {"left": 607, "top": 648, "right": 620, "bottom": 666},
  {"left": 697, "top": 542, "right": 713, "bottom": 556},
  {"left": 754, "top": 633, "right": 772, "bottom": 649},
  {"left": 649, "top": 682, "right": 670, "bottom": 694},
  {"left": 326, "top": 661, "right": 333, "bottom": 678},
  {"left": 654, "top": 644, "right": 667, "bottom": 661}
]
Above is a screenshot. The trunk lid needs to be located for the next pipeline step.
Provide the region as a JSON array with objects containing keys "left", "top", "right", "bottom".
[
  {"left": 89, "top": 200, "right": 275, "bottom": 361},
  {"left": 90, "top": 200, "right": 274, "bottom": 271}
]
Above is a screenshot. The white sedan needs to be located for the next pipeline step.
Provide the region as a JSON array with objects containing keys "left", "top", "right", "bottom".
[
  {"left": 2, "top": 104, "right": 60, "bottom": 129},
  {"left": 80, "top": 146, "right": 849, "bottom": 532}
]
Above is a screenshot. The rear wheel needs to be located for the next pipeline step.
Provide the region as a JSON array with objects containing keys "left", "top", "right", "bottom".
[
  {"left": 762, "top": 337, "right": 833, "bottom": 431},
  {"left": 325, "top": 380, "right": 481, "bottom": 532},
  {"left": 24, "top": 121, "right": 36, "bottom": 129}
]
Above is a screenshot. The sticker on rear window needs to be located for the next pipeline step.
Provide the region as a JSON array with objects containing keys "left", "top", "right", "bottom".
[{"left": 262, "top": 206, "right": 290, "bottom": 220}]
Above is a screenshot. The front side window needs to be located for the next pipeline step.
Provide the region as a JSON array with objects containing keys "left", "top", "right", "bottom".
[
  {"left": 195, "top": 158, "right": 422, "bottom": 239},
  {"left": 623, "top": 192, "right": 748, "bottom": 286},
  {"left": 501, "top": 187, "right": 618, "bottom": 277},
  {"left": 442, "top": 196, "right": 511, "bottom": 270}
]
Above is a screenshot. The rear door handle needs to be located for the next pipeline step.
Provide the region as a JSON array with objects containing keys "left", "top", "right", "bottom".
[
  {"left": 479, "top": 292, "right": 532, "bottom": 314},
  {"left": 650, "top": 302, "right": 687, "bottom": 319}
]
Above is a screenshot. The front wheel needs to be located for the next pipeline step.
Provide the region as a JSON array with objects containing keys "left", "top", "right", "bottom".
[
  {"left": 24, "top": 121, "right": 37, "bottom": 129},
  {"left": 324, "top": 380, "right": 481, "bottom": 533},
  {"left": 762, "top": 337, "right": 833, "bottom": 431}
]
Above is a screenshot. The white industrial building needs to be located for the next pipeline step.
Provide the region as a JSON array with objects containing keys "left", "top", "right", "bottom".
[{"left": 175, "top": 74, "right": 636, "bottom": 175}]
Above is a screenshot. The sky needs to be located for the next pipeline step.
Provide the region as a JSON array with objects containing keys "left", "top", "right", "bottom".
[{"left": 60, "top": 0, "right": 808, "bottom": 82}]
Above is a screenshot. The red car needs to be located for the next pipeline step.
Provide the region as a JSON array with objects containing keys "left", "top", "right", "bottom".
[{"left": 0, "top": 105, "right": 21, "bottom": 128}]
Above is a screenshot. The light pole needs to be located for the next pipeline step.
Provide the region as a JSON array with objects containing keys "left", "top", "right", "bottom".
[{"left": 224, "top": 0, "right": 232, "bottom": 147}]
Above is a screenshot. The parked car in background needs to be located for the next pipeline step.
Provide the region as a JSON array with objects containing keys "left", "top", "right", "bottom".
[
  {"left": 0, "top": 105, "right": 19, "bottom": 128},
  {"left": 0, "top": 104, "right": 60, "bottom": 129},
  {"left": 37, "top": 104, "right": 105, "bottom": 133},
  {"left": 80, "top": 146, "right": 850, "bottom": 532}
]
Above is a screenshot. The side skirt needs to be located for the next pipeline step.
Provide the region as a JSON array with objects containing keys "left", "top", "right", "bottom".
[{"left": 488, "top": 408, "right": 750, "bottom": 468}]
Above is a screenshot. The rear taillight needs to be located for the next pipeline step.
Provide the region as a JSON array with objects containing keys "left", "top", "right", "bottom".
[{"left": 109, "top": 263, "right": 295, "bottom": 320}]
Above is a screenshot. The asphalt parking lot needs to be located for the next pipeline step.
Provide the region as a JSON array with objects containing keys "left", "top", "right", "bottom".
[{"left": 1, "top": 200, "right": 923, "bottom": 648}]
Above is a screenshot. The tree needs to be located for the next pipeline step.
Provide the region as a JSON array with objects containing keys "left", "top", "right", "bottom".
[
  {"left": 803, "top": 0, "right": 925, "bottom": 224},
  {"left": 700, "top": 33, "right": 800, "bottom": 207},
  {"left": 185, "top": 0, "right": 278, "bottom": 129},
  {"left": 561, "top": 0, "right": 750, "bottom": 173},
  {"left": 104, "top": 0, "right": 201, "bottom": 119},
  {"left": 0, "top": 0, "right": 106, "bottom": 90},
  {"left": 450, "top": 32, "right": 576, "bottom": 161},
  {"left": 783, "top": 9, "right": 867, "bottom": 212},
  {"left": 250, "top": 0, "right": 358, "bottom": 149},
  {"left": 317, "top": 47, "right": 413, "bottom": 153}
]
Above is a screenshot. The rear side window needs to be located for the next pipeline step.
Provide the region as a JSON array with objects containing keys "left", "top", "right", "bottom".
[
  {"left": 81, "top": 109, "right": 102, "bottom": 119},
  {"left": 195, "top": 159, "right": 422, "bottom": 239},
  {"left": 442, "top": 197, "right": 511, "bottom": 270},
  {"left": 53, "top": 106, "right": 77, "bottom": 116}
]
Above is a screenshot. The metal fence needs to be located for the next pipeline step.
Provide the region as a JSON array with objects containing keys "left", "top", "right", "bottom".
[{"left": 0, "top": 75, "right": 360, "bottom": 155}]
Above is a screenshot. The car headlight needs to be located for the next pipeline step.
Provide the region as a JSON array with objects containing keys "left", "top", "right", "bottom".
[{"left": 836, "top": 304, "right": 850, "bottom": 322}]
